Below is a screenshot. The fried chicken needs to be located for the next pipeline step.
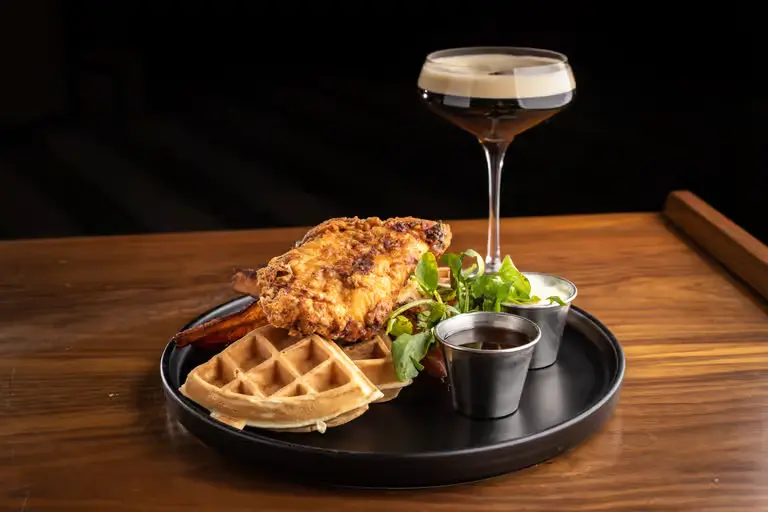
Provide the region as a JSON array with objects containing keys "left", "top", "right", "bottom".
[
  {"left": 170, "top": 216, "right": 452, "bottom": 348},
  {"left": 246, "top": 216, "right": 451, "bottom": 342}
]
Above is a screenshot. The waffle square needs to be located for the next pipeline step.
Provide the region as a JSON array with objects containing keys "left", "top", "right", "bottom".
[
  {"left": 342, "top": 333, "right": 412, "bottom": 402},
  {"left": 181, "top": 325, "right": 384, "bottom": 432}
]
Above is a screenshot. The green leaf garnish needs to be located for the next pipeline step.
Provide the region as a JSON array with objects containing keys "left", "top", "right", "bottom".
[
  {"left": 460, "top": 249, "right": 485, "bottom": 279},
  {"left": 427, "top": 302, "right": 446, "bottom": 325},
  {"left": 497, "top": 255, "right": 531, "bottom": 297},
  {"left": 496, "top": 255, "right": 517, "bottom": 281},
  {"left": 415, "top": 252, "right": 439, "bottom": 294},
  {"left": 391, "top": 330, "right": 434, "bottom": 381},
  {"left": 471, "top": 274, "right": 497, "bottom": 301},
  {"left": 388, "top": 298, "right": 436, "bottom": 320},
  {"left": 546, "top": 296, "right": 567, "bottom": 306},
  {"left": 438, "top": 285, "right": 456, "bottom": 302},
  {"left": 388, "top": 248, "right": 570, "bottom": 382},
  {"left": 387, "top": 315, "right": 413, "bottom": 337}
]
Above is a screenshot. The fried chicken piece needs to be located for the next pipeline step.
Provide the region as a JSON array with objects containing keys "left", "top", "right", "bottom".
[
  {"left": 171, "top": 217, "right": 452, "bottom": 348},
  {"left": 172, "top": 265, "right": 444, "bottom": 349},
  {"left": 251, "top": 216, "right": 452, "bottom": 342},
  {"left": 232, "top": 267, "right": 260, "bottom": 296}
]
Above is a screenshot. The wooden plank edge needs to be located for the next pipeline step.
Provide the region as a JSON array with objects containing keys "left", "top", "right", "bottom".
[{"left": 662, "top": 190, "right": 768, "bottom": 301}]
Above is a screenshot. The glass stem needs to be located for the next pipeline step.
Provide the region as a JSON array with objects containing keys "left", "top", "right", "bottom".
[{"left": 481, "top": 140, "right": 511, "bottom": 274}]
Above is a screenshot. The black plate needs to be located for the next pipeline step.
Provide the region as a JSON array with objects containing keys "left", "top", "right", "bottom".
[{"left": 161, "top": 296, "right": 625, "bottom": 488}]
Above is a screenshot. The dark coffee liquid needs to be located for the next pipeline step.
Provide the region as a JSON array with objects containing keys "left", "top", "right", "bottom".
[
  {"left": 419, "top": 90, "right": 573, "bottom": 142},
  {"left": 445, "top": 326, "right": 529, "bottom": 351}
]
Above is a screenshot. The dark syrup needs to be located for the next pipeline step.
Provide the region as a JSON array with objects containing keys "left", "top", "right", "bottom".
[{"left": 445, "top": 326, "right": 529, "bottom": 351}]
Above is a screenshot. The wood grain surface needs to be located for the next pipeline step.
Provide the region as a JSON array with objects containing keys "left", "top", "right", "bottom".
[
  {"left": 1, "top": 209, "right": 767, "bottom": 511},
  {"left": 663, "top": 190, "right": 768, "bottom": 301}
]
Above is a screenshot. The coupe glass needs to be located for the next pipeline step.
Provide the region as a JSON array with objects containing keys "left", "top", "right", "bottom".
[{"left": 417, "top": 47, "right": 575, "bottom": 272}]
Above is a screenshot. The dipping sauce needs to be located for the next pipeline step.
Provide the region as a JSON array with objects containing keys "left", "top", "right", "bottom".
[
  {"left": 525, "top": 273, "right": 574, "bottom": 305},
  {"left": 445, "top": 326, "right": 530, "bottom": 351}
]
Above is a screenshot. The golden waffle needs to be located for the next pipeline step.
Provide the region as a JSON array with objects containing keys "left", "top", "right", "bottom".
[
  {"left": 342, "top": 333, "right": 411, "bottom": 402},
  {"left": 181, "top": 325, "right": 384, "bottom": 432},
  {"left": 211, "top": 405, "right": 369, "bottom": 433},
  {"left": 438, "top": 266, "right": 451, "bottom": 285},
  {"left": 270, "top": 405, "right": 369, "bottom": 433}
]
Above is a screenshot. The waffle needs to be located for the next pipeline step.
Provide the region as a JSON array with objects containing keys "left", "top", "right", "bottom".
[
  {"left": 210, "top": 405, "right": 369, "bottom": 433},
  {"left": 342, "top": 333, "right": 411, "bottom": 402},
  {"left": 270, "top": 405, "right": 369, "bottom": 433},
  {"left": 438, "top": 266, "right": 451, "bottom": 285},
  {"left": 181, "top": 325, "right": 384, "bottom": 432}
]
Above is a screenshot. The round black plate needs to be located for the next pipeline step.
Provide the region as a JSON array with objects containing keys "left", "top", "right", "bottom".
[{"left": 161, "top": 296, "right": 625, "bottom": 488}]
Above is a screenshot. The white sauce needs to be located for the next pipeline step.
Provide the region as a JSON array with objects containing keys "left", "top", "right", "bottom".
[{"left": 525, "top": 274, "right": 573, "bottom": 305}]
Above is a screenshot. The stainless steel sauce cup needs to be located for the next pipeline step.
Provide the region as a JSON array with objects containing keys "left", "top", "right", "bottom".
[
  {"left": 501, "top": 272, "right": 577, "bottom": 370},
  {"left": 434, "top": 312, "right": 542, "bottom": 419}
]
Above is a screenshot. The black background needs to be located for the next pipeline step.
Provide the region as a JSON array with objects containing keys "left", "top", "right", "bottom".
[{"left": 0, "top": 3, "right": 762, "bottom": 242}]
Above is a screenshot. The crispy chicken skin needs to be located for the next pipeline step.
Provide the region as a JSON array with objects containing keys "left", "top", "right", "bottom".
[{"left": 250, "top": 216, "right": 452, "bottom": 342}]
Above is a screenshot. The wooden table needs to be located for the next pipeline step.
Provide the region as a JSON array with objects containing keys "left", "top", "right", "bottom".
[{"left": 2, "top": 191, "right": 766, "bottom": 511}]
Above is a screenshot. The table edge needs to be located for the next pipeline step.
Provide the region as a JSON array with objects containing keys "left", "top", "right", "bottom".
[
  {"left": 662, "top": 190, "right": 768, "bottom": 301},
  {"left": 0, "top": 213, "right": 653, "bottom": 247}
]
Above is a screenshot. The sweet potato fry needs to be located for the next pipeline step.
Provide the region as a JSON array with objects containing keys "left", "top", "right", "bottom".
[{"left": 171, "top": 299, "right": 266, "bottom": 348}]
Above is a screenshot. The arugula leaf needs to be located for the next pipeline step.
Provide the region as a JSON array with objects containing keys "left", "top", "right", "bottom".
[
  {"left": 461, "top": 249, "right": 485, "bottom": 279},
  {"left": 497, "top": 255, "right": 531, "bottom": 297},
  {"left": 415, "top": 252, "right": 439, "bottom": 294},
  {"left": 391, "top": 330, "right": 434, "bottom": 381},
  {"left": 438, "top": 285, "right": 456, "bottom": 302},
  {"left": 494, "top": 281, "right": 516, "bottom": 312},
  {"left": 427, "top": 302, "right": 447, "bottom": 325},
  {"left": 440, "top": 253, "right": 463, "bottom": 282},
  {"left": 546, "top": 296, "right": 567, "bottom": 306},
  {"left": 512, "top": 273, "right": 532, "bottom": 297},
  {"left": 415, "top": 310, "right": 431, "bottom": 332},
  {"left": 386, "top": 248, "right": 570, "bottom": 383},
  {"left": 387, "top": 315, "right": 413, "bottom": 337},
  {"left": 496, "top": 255, "right": 517, "bottom": 281},
  {"left": 471, "top": 274, "right": 499, "bottom": 302},
  {"left": 441, "top": 249, "right": 487, "bottom": 313},
  {"left": 503, "top": 296, "right": 536, "bottom": 305},
  {"left": 389, "top": 298, "right": 436, "bottom": 320}
]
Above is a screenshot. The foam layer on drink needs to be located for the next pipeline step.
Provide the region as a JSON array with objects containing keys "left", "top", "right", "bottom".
[{"left": 418, "top": 53, "right": 575, "bottom": 100}]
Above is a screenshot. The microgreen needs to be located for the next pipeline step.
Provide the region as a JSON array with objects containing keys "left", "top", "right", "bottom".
[{"left": 387, "top": 251, "right": 567, "bottom": 381}]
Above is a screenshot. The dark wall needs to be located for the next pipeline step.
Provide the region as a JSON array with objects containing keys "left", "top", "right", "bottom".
[{"left": 0, "top": 3, "right": 762, "bottom": 242}]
